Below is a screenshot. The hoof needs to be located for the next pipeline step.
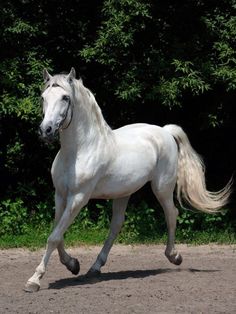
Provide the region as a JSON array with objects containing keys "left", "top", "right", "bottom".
[
  {"left": 168, "top": 253, "right": 183, "bottom": 266},
  {"left": 86, "top": 269, "right": 101, "bottom": 278},
  {"left": 24, "top": 281, "right": 40, "bottom": 293},
  {"left": 66, "top": 258, "right": 80, "bottom": 275},
  {"left": 174, "top": 253, "right": 183, "bottom": 265}
]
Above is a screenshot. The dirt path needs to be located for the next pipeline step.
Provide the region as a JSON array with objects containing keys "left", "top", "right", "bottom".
[{"left": 0, "top": 244, "right": 235, "bottom": 313}]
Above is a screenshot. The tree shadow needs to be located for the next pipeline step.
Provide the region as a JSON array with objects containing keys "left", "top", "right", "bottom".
[{"left": 48, "top": 267, "right": 219, "bottom": 290}]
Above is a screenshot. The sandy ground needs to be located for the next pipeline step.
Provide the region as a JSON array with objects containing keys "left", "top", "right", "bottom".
[{"left": 0, "top": 244, "right": 235, "bottom": 314}]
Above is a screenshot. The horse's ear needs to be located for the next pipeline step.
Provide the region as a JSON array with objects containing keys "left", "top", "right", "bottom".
[
  {"left": 67, "top": 67, "right": 76, "bottom": 83},
  {"left": 43, "top": 69, "right": 52, "bottom": 83}
]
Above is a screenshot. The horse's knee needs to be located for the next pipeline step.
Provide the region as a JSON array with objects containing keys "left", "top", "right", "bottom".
[{"left": 47, "top": 233, "right": 62, "bottom": 248}]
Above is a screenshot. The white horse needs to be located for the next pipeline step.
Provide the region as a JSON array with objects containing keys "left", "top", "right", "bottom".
[{"left": 25, "top": 68, "right": 231, "bottom": 292}]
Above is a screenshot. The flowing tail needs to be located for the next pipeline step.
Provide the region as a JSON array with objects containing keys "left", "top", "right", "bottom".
[{"left": 163, "top": 124, "right": 232, "bottom": 213}]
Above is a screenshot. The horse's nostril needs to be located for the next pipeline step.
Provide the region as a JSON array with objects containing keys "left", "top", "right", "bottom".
[{"left": 46, "top": 126, "right": 52, "bottom": 135}]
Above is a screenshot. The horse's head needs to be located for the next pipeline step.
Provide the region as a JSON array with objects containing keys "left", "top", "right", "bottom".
[{"left": 39, "top": 68, "right": 76, "bottom": 141}]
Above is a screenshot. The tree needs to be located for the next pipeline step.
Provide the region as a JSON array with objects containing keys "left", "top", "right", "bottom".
[
  {"left": 0, "top": 0, "right": 235, "bottom": 224},
  {"left": 81, "top": 0, "right": 236, "bottom": 122}
]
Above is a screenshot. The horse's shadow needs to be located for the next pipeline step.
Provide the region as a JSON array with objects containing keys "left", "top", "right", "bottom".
[{"left": 48, "top": 267, "right": 219, "bottom": 290}]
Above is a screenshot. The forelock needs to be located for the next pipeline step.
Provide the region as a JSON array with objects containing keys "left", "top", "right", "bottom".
[{"left": 43, "top": 74, "right": 72, "bottom": 93}]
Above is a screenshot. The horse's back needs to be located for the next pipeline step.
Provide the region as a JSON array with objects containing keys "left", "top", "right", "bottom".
[
  {"left": 114, "top": 123, "right": 176, "bottom": 154},
  {"left": 114, "top": 123, "right": 161, "bottom": 136}
]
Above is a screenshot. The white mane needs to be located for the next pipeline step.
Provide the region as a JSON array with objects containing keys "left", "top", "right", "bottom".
[{"left": 75, "top": 79, "right": 112, "bottom": 136}]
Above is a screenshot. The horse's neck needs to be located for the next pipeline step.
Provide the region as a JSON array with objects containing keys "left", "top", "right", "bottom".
[{"left": 59, "top": 91, "right": 113, "bottom": 155}]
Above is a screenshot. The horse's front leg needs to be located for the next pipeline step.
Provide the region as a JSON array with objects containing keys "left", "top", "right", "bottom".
[
  {"left": 55, "top": 193, "right": 80, "bottom": 275},
  {"left": 57, "top": 242, "right": 80, "bottom": 275},
  {"left": 87, "top": 196, "right": 129, "bottom": 276},
  {"left": 24, "top": 192, "right": 89, "bottom": 292}
]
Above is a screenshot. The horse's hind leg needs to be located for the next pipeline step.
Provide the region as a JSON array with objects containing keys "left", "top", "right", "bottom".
[
  {"left": 151, "top": 183, "right": 182, "bottom": 265},
  {"left": 87, "top": 196, "right": 129, "bottom": 276}
]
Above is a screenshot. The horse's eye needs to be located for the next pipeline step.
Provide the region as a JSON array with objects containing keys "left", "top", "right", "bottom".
[{"left": 62, "top": 95, "right": 70, "bottom": 102}]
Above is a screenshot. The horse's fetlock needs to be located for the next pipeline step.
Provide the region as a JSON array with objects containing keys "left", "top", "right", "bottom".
[
  {"left": 36, "top": 265, "right": 45, "bottom": 276},
  {"left": 98, "top": 253, "right": 107, "bottom": 266}
]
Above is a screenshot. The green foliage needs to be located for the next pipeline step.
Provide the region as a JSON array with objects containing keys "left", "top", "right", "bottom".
[
  {"left": 71, "top": 201, "right": 162, "bottom": 242},
  {"left": 95, "top": 202, "right": 112, "bottom": 229},
  {"left": 69, "top": 201, "right": 233, "bottom": 244},
  {"left": 0, "top": 1, "right": 55, "bottom": 226},
  {"left": 0, "top": 199, "right": 28, "bottom": 235},
  {"left": 0, "top": 53, "right": 51, "bottom": 121},
  {"left": 0, "top": 197, "right": 54, "bottom": 236},
  {"left": 122, "top": 202, "right": 158, "bottom": 241},
  {"left": 80, "top": 0, "right": 151, "bottom": 101},
  {"left": 72, "top": 207, "right": 95, "bottom": 230},
  {"left": 0, "top": 200, "right": 235, "bottom": 248},
  {"left": 177, "top": 210, "right": 196, "bottom": 238},
  {"left": 156, "top": 58, "right": 212, "bottom": 108},
  {"left": 177, "top": 208, "right": 234, "bottom": 241},
  {"left": 204, "top": 5, "right": 236, "bottom": 90},
  {"left": 0, "top": 0, "right": 235, "bottom": 244},
  {"left": 81, "top": 0, "right": 151, "bottom": 64},
  {"left": 81, "top": 0, "right": 236, "bottom": 125},
  {"left": 173, "top": 60, "right": 211, "bottom": 94}
]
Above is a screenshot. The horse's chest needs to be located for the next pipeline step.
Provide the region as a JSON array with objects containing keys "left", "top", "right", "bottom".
[
  {"left": 51, "top": 153, "right": 73, "bottom": 193},
  {"left": 51, "top": 162, "right": 67, "bottom": 193},
  {"left": 51, "top": 153, "right": 100, "bottom": 195}
]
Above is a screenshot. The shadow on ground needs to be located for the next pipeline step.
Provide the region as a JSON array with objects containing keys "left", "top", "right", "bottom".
[{"left": 48, "top": 267, "right": 219, "bottom": 290}]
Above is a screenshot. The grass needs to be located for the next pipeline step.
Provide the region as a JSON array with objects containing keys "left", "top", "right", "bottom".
[
  {"left": 0, "top": 224, "right": 235, "bottom": 250},
  {"left": 1, "top": 200, "right": 235, "bottom": 249}
]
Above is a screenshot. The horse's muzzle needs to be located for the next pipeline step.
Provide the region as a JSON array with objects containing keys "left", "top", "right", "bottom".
[{"left": 39, "top": 123, "right": 58, "bottom": 143}]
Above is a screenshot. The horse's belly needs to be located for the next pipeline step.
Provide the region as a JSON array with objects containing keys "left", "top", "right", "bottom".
[
  {"left": 91, "top": 176, "right": 148, "bottom": 199},
  {"left": 91, "top": 151, "right": 156, "bottom": 199}
]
